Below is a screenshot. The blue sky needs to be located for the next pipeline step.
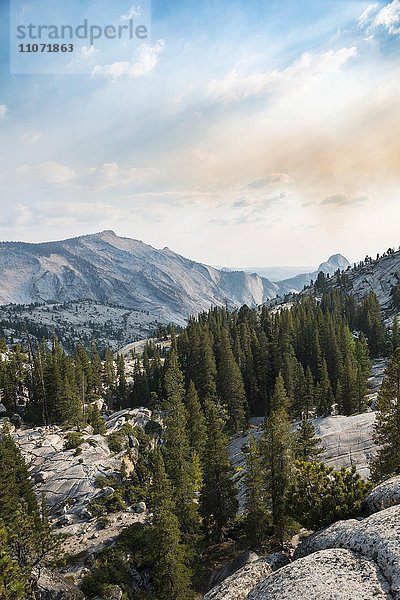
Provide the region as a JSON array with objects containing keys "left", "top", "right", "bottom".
[{"left": 0, "top": 0, "right": 400, "bottom": 266}]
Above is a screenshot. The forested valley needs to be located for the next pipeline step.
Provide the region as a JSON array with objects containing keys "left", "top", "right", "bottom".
[{"left": 1, "top": 290, "right": 400, "bottom": 599}]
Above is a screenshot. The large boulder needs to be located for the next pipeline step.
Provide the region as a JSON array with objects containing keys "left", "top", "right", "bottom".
[
  {"left": 35, "top": 567, "right": 84, "bottom": 599},
  {"left": 247, "top": 549, "right": 390, "bottom": 599},
  {"left": 295, "top": 504, "right": 400, "bottom": 597},
  {"left": 203, "top": 555, "right": 290, "bottom": 600},
  {"left": 209, "top": 550, "right": 260, "bottom": 589},
  {"left": 363, "top": 476, "right": 400, "bottom": 514}
]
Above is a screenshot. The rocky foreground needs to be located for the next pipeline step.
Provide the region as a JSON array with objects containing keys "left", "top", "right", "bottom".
[
  {"left": 205, "top": 478, "right": 400, "bottom": 599},
  {"left": 3, "top": 369, "right": 395, "bottom": 600}
]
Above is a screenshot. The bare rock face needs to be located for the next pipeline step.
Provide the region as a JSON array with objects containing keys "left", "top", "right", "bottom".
[
  {"left": 204, "top": 554, "right": 290, "bottom": 600},
  {"left": 205, "top": 480, "right": 400, "bottom": 600},
  {"left": 247, "top": 549, "right": 390, "bottom": 600},
  {"left": 363, "top": 476, "right": 400, "bottom": 515},
  {"left": 295, "top": 505, "right": 400, "bottom": 598},
  {"left": 13, "top": 408, "right": 152, "bottom": 517},
  {"left": 35, "top": 568, "right": 84, "bottom": 599},
  {"left": 209, "top": 551, "right": 260, "bottom": 589}
]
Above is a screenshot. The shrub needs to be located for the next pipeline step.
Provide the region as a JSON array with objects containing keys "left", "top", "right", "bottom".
[
  {"left": 64, "top": 432, "right": 84, "bottom": 450},
  {"left": 286, "top": 461, "right": 372, "bottom": 531}
]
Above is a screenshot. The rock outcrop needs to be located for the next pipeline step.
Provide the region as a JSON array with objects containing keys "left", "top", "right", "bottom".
[
  {"left": 35, "top": 568, "right": 85, "bottom": 600},
  {"left": 13, "top": 408, "right": 151, "bottom": 516},
  {"left": 294, "top": 504, "right": 400, "bottom": 597},
  {"left": 363, "top": 476, "right": 400, "bottom": 515},
  {"left": 247, "top": 549, "right": 391, "bottom": 599},
  {"left": 205, "top": 476, "right": 400, "bottom": 599},
  {"left": 204, "top": 555, "right": 289, "bottom": 600}
]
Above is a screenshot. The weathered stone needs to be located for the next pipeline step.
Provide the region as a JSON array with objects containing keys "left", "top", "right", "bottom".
[
  {"left": 35, "top": 471, "right": 50, "bottom": 483},
  {"left": 295, "top": 504, "right": 400, "bottom": 598},
  {"left": 204, "top": 556, "right": 282, "bottom": 600},
  {"left": 59, "top": 514, "right": 74, "bottom": 526},
  {"left": 98, "top": 486, "right": 115, "bottom": 498},
  {"left": 247, "top": 549, "right": 390, "bottom": 600},
  {"left": 363, "top": 476, "right": 400, "bottom": 515},
  {"left": 35, "top": 567, "right": 85, "bottom": 599},
  {"left": 134, "top": 501, "right": 147, "bottom": 514},
  {"left": 209, "top": 550, "right": 260, "bottom": 589}
]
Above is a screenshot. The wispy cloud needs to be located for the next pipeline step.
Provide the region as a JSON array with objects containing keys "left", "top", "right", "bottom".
[
  {"left": 373, "top": 0, "right": 400, "bottom": 34},
  {"left": 121, "top": 5, "right": 141, "bottom": 21},
  {"left": 0, "top": 105, "right": 8, "bottom": 119},
  {"left": 248, "top": 174, "right": 291, "bottom": 188},
  {"left": 0, "top": 161, "right": 159, "bottom": 191},
  {"left": 207, "top": 47, "right": 358, "bottom": 103},
  {"left": 358, "top": 1, "right": 400, "bottom": 35},
  {"left": 91, "top": 40, "right": 165, "bottom": 80},
  {"left": 358, "top": 3, "right": 379, "bottom": 28},
  {"left": 321, "top": 192, "right": 371, "bottom": 207}
]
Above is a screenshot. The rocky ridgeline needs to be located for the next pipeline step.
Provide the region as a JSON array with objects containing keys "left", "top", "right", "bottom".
[
  {"left": 12, "top": 408, "right": 152, "bottom": 519},
  {"left": 0, "top": 407, "right": 156, "bottom": 597},
  {"left": 205, "top": 476, "right": 400, "bottom": 599}
]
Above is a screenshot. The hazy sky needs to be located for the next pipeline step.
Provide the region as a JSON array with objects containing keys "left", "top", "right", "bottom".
[{"left": 1, "top": 0, "right": 400, "bottom": 267}]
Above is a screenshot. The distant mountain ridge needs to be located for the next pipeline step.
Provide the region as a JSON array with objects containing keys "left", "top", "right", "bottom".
[
  {"left": 278, "top": 254, "right": 351, "bottom": 295},
  {"left": 0, "top": 231, "right": 281, "bottom": 324},
  {"left": 321, "top": 249, "right": 400, "bottom": 309}
]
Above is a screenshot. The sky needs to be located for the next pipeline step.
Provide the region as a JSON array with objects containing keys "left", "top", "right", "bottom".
[{"left": 0, "top": 0, "right": 400, "bottom": 267}]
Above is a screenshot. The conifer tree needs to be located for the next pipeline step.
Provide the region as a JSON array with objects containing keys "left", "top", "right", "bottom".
[
  {"left": 0, "top": 428, "right": 37, "bottom": 521},
  {"left": 261, "top": 378, "right": 293, "bottom": 545},
  {"left": 354, "top": 336, "right": 371, "bottom": 413},
  {"left": 163, "top": 353, "right": 200, "bottom": 538},
  {"left": 87, "top": 403, "right": 107, "bottom": 435},
  {"left": 149, "top": 450, "right": 194, "bottom": 600},
  {"left": 270, "top": 372, "right": 290, "bottom": 413},
  {"left": 216, "top": 329, "right": 247, "bottom": 432},
  {"left": 115, "top": 355, "right": 128, "bottom": 407},
  {"left": 287, "top": 462, "right": 370, "bottom": 530},
  {"left": 245, "top": 434, "right": 269, "bottom": 547},
  {"left": 185, "top": 381, "right": 206, "bottom": 457},
  {"left": 393, "top": 317, "right": 400, "bottom": 352},
  {"left": 200, "top": 400, "right": 238, "bottom": 542},
  {"left": 315, "top": 358, "right": 334, "bottom": 417},
  {"left": 294, "top": 416, "right": 323, "bottom": 462},
  {"left": 371, "top": 348, "right": 400, "bottom": 481},
  {"left": 0, "top": 431, "right": 57, "bottom": 594},
  {"left": 90, "top": 341, "right": 103, "bottom": 396},
  {"left": 304, "top": 367, "right": 315, "bottom": 418},
  {"left": 0, "top": 523, "right": 28, "bottom": 600}
]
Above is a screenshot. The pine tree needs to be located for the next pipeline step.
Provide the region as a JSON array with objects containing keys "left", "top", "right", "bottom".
[
  {"left": 393, "top": 317, "right": 400, "bottom": 352},
  {"left": 371, "top": 348, "right": 400, "bottom": 481},
  {"left": 261, "top": 378, "right": 293, "bottom": 545},
  {"left": 0, "top": 522, "right": 28, "bottom": 600},
  {"left": 216, "top": 329, "right": 247, "bottom": 432},
  {"left": 294, "top": 416, "right": 323, "bottom": 461},
  {"left": 90, "top": 341, "right": 103, "bottom": 396},
  {"left": 0, "top": 431, "right": 57, "bottom": 594},
  {"left": 354, "top": 336, "right": 371, "bottom": 413},
  {"left": 270, "top": 372, "right": 290, "bottom": 413},
  {"left": 115, "top": 355, "right": 128, "bottom": 407},
  {"left": 185, "top": 381, "right": 206, "bottom": 457},
  {"left": 287, "top": 462, "right": 370, "bottom": 530},
  {"left": 245, "top": 434, "right": 270, "bottom": 546},
  {"left": 315, "top": 358, "right": 334, "bottom": 417},
  {"left": 200, "top": 400, "right": 238, "bottom": 542},
  {"left": 149, "top": 450, "right": 194, "bottom": 600},
  {"left": 0, "top": 428, "right": 37, "bottom": 522},
  {"left": 304, "top": 367, "right": 315, "bottom": 418},
  {"left": 87, "top": 403, "right": 107, "bottom": 435},
  {"left": 163, "top": 354, "right": 200, "bottom": 538}
]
